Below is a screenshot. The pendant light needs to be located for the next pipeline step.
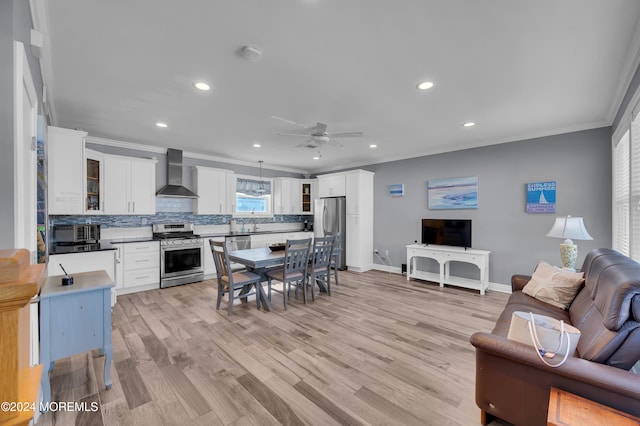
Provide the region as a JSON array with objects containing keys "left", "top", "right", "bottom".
[{"left": 257, "top": 160, "right": 265, "bottom": 193}]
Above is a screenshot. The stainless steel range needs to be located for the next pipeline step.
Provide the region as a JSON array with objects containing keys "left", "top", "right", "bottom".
[{"left": 153, "top": 223, "right": 204, "bottom": 288}]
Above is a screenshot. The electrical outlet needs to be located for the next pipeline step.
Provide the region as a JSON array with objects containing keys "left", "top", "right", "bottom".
[
  {"left": 142, "top": 218, "right": 148, "bottom": 225},
  {"left": 85, "top": 218, "right": 91, "bottom": 225},
  {"left": 385, "top": 250, "right": 389, "bottom": 256}
]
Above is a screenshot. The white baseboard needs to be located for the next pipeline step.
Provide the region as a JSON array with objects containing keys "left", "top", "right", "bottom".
[{"left": 371, "top": 264, "right": 511, "bottom": 294}]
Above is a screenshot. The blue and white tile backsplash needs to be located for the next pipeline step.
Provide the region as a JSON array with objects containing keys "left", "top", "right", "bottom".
[{"left": 49, "top": 213, "right": 311, "bottom": 228}]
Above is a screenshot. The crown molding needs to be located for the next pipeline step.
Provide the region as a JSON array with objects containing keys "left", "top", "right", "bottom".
[{"left": 85, "top": 136, "right": 309, "bottom": 175}]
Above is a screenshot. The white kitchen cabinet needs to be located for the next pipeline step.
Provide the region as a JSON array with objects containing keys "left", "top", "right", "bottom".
[
  {"left": 346, "top": 170, "right": 374, "bottom": 215},
  {"left": 203, "top": 237, "right": 222, "bottom": 278},
  {"left": 317, "top": 169, "right": 374, "bottom": 272},
  {"left": 274, "top": 178, "right": 302, "bottom": 214},
  {"left": 103, "top": 156, "right": 128, "bottom": 214},
  {"left": 129, "top": 159, "right": 156, "bottom": 214},
  {"left": 194, "top": 166, "right": 234, "bottom": 214},
  {"left": 48, "top": 126, "right": 87, "bottom": 214},
  {"left": 120, "top": 241, "right": 160, "bottom": 293},
  {"left": 274, "top": 178, "right": 316, "bottom": 215},
  {"left": 104, "top": 155, "right": 157, "bottom": 215},
  {"left": 227, "top": 174, "right": 237, "bottom": 214},
  {"left": 48, "top": 250, "right": 117, "bottom": 305},
  {"left": 317, "top": 174, "right": 346, "bottom": 197}
]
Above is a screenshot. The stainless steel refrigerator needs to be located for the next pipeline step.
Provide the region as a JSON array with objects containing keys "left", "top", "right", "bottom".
[{"left": 314, "top": 196, "right": 346, "bottom": 270}]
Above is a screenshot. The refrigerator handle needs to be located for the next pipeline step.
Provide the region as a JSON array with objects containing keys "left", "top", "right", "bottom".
[{"left": 323, "top": 205, "right": 328, "bottom": 236}]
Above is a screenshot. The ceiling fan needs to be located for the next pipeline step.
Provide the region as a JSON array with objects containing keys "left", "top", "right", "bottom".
[{"left": 272, "top": 115, "right": 363, "bottom": 149}]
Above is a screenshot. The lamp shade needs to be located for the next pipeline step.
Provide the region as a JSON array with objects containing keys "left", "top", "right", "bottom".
[{"left": 546, "top": 216, "right": 593, "bottom": 241}]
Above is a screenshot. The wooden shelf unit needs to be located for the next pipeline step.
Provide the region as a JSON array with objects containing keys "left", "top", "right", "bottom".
[{"left": 0, "top": 249, "right": 45, "bottom": 426}]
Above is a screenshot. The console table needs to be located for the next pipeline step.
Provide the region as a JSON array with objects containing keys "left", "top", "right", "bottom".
[
  {"left": 39, "top": 270, "right": 114, "bottom": 410},
  {"left": 406, "top": 244, "right": 490, "bottom": 294}
]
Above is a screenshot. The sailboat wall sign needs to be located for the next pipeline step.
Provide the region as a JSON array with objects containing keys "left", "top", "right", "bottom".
[{"left": 526, "top": 181, "right": 556, "bottom": 213}]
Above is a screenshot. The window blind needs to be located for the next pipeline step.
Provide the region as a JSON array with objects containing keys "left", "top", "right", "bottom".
[{"left": 613, "top": 130, "right": 630, "bottom": 256}]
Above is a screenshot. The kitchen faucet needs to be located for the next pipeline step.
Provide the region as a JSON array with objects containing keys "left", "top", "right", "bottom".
[{"left": 253, "top": 219, "right": 259, "bottom": 232}]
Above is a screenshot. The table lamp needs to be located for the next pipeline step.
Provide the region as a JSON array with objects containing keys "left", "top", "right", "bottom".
[{"left": 546, "top": 215, "right": 593, "bottom": 270}]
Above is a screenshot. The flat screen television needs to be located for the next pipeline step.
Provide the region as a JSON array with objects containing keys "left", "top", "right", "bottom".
[{"left": 422, "top": 219, "right": 472, "bottom": 248}]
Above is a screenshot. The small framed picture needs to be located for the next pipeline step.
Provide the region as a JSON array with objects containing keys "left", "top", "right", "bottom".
[
  {"left": 526, "top": 181, "right": 556, "bottom": 213},
  {"left": 389, "top": 184, "right": 404, "bottom": 197}
]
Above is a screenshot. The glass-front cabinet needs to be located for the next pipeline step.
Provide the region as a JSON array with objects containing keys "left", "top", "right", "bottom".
[
  {"left": 302, "top": 181, "right": 312, "bottom": 214},
  {"left": 85, "top": 152, "right": 103, "bottom": 212}
]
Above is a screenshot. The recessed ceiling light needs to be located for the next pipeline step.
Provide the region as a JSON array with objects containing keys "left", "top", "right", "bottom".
[
  {"left": 417, "top": 81, "right": 434, "bottom": 90},
  {"left": 252, "top": 143, "right": 261, "bottom": 148},
  {"left": 156, "top": 122, "right": 168, "bottom": 128},
  {"left": 194, "top": 82, "right": 210, "bottom": 91},
  {"left": 463, "top": 122, "right": 476, "bottom": 127},
  {"left": 369, "top": 144, "right": 377, "bottom": 148},
  {"left": 313, "top": 155, "right": 321, "bottom": 160}
]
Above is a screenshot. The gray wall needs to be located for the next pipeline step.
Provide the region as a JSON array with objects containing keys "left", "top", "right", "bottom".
[
  {"left": 0, "top": 1, "right": 43, "bottom": 249},
  {"left": 366, "top": 127, "right": 612, "bottom": 286}
]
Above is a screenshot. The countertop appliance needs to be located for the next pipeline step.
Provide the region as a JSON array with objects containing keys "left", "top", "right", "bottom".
[
  {"left": 51, "top": 224, "right": 101, "bottom": 253},
  {"left": 153, "top": 223, "right": 204, "bottom": 288},
  {"left": 314, "top": 197, "right": 346, "bottom": 270}
]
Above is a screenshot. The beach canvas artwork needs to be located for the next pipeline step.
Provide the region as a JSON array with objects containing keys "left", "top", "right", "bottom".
[
  {"left": 428, "top": 176, "right": 478, "bottom": 209},
  {"left": 389, "top": 184, "right": 404, "bottom": 197}
]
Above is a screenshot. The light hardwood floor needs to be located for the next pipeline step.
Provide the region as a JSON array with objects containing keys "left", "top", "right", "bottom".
[{"left": 36, "top": 270, "right": 512, "bottom": 426}]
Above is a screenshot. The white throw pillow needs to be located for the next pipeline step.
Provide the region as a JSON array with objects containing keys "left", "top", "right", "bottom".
[{"left": 522, "top": 260, "right": 585, "bottom": 309}]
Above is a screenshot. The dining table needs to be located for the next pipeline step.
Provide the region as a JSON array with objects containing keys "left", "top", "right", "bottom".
[{"left": 228, "top": 246, "right": 336, "bottom": 312}]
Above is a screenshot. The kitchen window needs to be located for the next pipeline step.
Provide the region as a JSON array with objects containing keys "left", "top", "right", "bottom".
[{"left": 235, "top": 177, "right": 273, "bottom": 217}]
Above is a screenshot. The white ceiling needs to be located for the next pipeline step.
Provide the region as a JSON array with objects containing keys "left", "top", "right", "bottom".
[{"left": 35, "top": 0, "right": 640, "bottom": 174}]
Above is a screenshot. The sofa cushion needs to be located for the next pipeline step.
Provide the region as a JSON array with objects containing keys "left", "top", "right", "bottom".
[
  {"left": 593, "top": 262, "right": 640, "bottom": 330},
  {"left": 522, "top": 261, "right": 584, "bottom": 309},
  {"left": 581, "top": 248, "right": 636, "bottom": 300},
  {"left": 569, "top": 251, "right": 640, "bottom": 367}
]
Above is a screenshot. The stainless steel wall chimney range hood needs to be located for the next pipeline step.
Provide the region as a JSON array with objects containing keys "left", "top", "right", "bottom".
[{"left": 156, "top": 148, "right": 198, "bottom": 198}]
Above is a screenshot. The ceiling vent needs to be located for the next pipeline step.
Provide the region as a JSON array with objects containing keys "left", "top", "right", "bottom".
[{"left": 240, "top": 45, "right": 262, "bottom": 61}]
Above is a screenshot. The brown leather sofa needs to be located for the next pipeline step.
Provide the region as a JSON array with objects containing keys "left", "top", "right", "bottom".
[{"left": 470, "top": 248, "right": 640, "bottom": 425}]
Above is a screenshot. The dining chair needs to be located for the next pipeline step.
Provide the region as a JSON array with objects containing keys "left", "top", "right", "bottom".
[
  {"left": 330, "top": 232, "right": 342, "bottom": 286},
  {"left": 306, "top": 236, "right": 334, "bottom": 301},
  {"left": 266, "top": 238, "right": 312, "bottom": 310},
  {"left": 210, "top": 239, "right": 262, "bottom": 316}
]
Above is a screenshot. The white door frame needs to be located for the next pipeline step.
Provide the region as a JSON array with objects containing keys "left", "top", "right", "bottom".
[{"left": 14, "top": 41, "right": 38, "bottom": 262}]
